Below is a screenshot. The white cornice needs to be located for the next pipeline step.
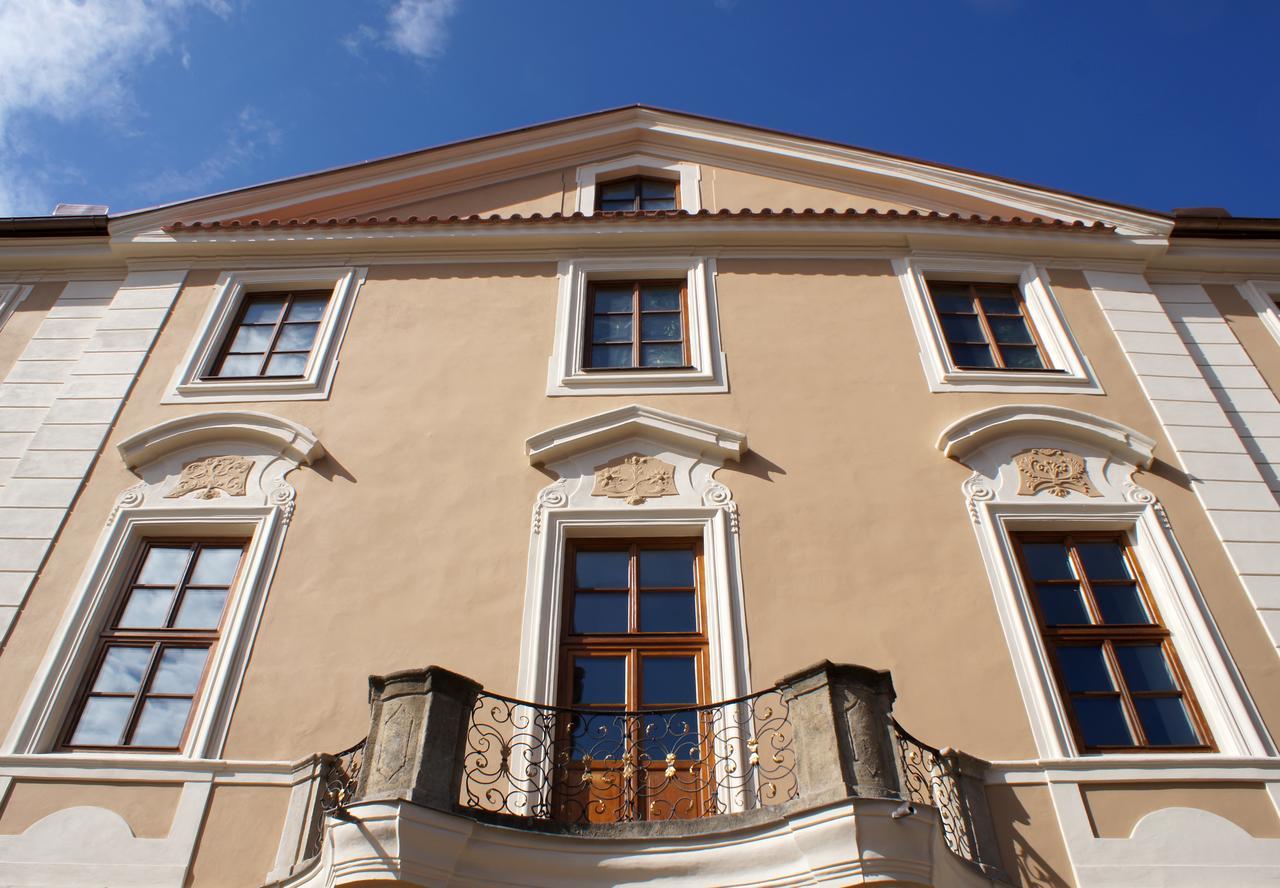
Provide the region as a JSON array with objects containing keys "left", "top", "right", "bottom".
[
  {"left": 936, "top": 404, "right": 1156, "bottom": 468},
  {"left": 118, "top": 411, "right": 325, "bottom": 469},
  {"left": 525, "top": 405, "right": 746, "bottom": 466}
]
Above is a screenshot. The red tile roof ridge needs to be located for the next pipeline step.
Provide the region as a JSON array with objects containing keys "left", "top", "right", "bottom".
[{"left": 165, "top": 208, "right": 1113, "bottom": 233}]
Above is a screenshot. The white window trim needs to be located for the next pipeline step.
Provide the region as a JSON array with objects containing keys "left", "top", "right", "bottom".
[
  {"left": 517, "top": 508, "right": 749, "bottom": 710},
  {"left": 894, "top": 256, "right": 1102, "bottom": 393},
  {"left": 1240, "top": 280, "right": 1280, "bottom": 348},
  {"left": 575, "top": 154, "right": 701, "bottom": 216},
  {"left": 2, "top": 507, "right": 288, "bottom": 758},
  {"left": 547, "top": 257, "right": 728, "bottom": 395},
  {"left": 0, "top": 284, "right": 32, "bottom": 331},
  {"left": 970, "top": 498, "right": 1272, "bottom": 761},
  {"left": 163, "top": 266, "right": 367, "bottom": 404}
]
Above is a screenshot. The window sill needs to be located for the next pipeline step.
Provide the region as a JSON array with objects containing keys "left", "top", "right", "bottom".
[
  {"left": 550, "top": 363, "right": 727, "bottom": 396},
  {"left": 930, "top": 365, "right": 1103, "bottom": 394},
  {"left": 164, "top": 376, "right": 328, "bottom": 404}
]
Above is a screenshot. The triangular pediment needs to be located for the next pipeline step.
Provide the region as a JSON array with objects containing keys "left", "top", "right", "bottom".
[{"left": 115, "top": 106, "right": 1171, "bottom": 237}]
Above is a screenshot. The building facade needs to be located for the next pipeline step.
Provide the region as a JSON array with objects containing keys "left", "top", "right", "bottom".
[{"left": 0, "top": 106, "right": 1278, "bottom": 886}]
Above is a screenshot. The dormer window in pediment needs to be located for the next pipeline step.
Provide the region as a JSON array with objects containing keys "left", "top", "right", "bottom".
[
  {"left": 576, "top": 155, "right": 701, "bottom": 216},
  {"left": 595, "top": 176, "right": 679, "bottom": 213}
]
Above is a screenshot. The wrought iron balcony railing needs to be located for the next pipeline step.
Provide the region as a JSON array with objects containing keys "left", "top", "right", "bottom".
[
  {"left": 308, "top": 662, "right": 1009, "bottom": 884},
  {"left": 459, "top": 686, "right": 797, "bottom": 824}
]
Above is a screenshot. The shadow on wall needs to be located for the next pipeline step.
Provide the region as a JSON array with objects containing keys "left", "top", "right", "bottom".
[
  {"left": 722, "top": 450, "right": 786, "bottom": 483},
  {"left": 986, "top": 785, "right": 1072, "bottom": 888}
]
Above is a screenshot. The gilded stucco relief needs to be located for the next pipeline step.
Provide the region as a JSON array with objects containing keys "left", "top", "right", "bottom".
[
  {"left": 163, "top": 455, "right": 254, "bottom": 500},
  {"left": 1013, "top": 448, "right": 1101, "bottom": 498},
  {"left": 591, "top": 455, "right": 678, "bottom": 505}
]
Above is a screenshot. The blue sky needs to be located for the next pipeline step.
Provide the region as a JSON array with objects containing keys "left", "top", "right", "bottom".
[{"left": 1, "top": 0, "right": 1278, "bottom": 218}]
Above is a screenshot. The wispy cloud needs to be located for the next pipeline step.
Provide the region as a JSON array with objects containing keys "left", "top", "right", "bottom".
[
  {"left": 345, "top": 0, "right": 460, "bottom": 61},
  {"left": 0, "top": 0, "right": 229, "bottom": 214},
  {"left": 133, "top": 106, "right": 283, "bottom": 203}
]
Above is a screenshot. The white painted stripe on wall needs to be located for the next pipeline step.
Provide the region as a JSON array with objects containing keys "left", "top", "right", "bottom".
[
  {"left": 1087, "top": 271, "right": 1280, "bottom": 654},
  {"left": 0, "top": 272, "right": 185, "bottom": 647}
]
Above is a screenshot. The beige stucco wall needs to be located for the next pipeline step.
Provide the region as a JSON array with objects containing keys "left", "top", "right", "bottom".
[
  {"left": 986, "top": 784, "right": 1074, "bottom": 887},
  {"left": 1209, "top": 283, "right": 1280, "bottom": 397},
  {"left": 1079, "top": 780, "right": 1280, "bottom": 839},
  {"left": 0, "top": 281, "right": 63, "bottom": 383},
  {"left": 0, "top": 780, "right": 181, "bottom": 838},
  {"left": 1, "top": 247, "right": 1279, "bottom": 883},
  {"left": 185, "top": 785, "right": 290, "bottom": 886}
]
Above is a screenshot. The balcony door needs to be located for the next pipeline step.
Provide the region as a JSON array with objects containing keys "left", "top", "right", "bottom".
[{"left": 556, "top": 539, "right": 710, "bottom": 822}]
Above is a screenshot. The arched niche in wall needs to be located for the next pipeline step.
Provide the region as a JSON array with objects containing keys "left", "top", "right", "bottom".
[
  {"left": 518, "top": 405, "right": 749, "bottom": 707},
  {"left": 5, "top": 410, "right": 324, "bottom": 760},
  {"left": 935, "top": 404, "right": 1271, "bottom": 760}
]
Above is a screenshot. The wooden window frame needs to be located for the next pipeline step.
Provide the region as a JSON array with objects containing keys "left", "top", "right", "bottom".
[
  {"left": 594, "top": 176, "right": 681, "bottom": 213},
  {"left": 582, "top": 280, "right": 691, "bottom": 372},
  {"left": 927, "top": 280, "right": 1055, "bottom": 372},
  {"left": 1012, "top": 532, "right": 1214, "bottom": 754},
  {"left": 59, "top": 538, "right": 248, "bottom": 752},
  {"left": 205, "top": 289, "right": 331, "bottom": 381},
  {"left": 558, "top": 539, "right": 711, "bottom": 820}
]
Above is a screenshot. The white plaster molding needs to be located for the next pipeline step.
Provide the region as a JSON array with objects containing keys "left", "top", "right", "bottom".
[
  {"left": 118, "top": 411, "right": 324, "bottom": 469},
  {"left": 893, "top": 256, "right": 1103, "bottom": 393},
  {"left": 1240, "top": 280, "right": 1280, "bottom": 348},
  {"left": 162, "top": 266, "right": 366, "bottom": 403},
  {"left": 937, "top": 404, "right": 1156, "bottom": 468},
  {"left": 526, "top": 404, "right": 746, "bottom": 466},
  {"left": 546, "top": 256, "right": 728, "bottom": 395},
  {"left": 945, "top": 415, "right": 1272, "bottom": 761},
  {"left": 573, "top": 153, "right": 701, "bottom": 216},
  {"left": 271, "top": 797, "right": 970, "bottom": 888}
]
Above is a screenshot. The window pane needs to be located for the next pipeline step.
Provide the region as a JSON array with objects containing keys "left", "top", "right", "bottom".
[
  {"left": 1036, "top": 584, "right": 1090, "bottom": 624},
  {"left": 571, "top": 657, "right": 625, "bottom": 706},
  {"left": 599, "top": 199, "right": 635, "bottom": 212},
  {"left": 190, "top": 547, "right": 243, "bottom": 586},
  {"left": 948, "top": 344, "right": 995, "bottom": 368},
  {"left": 1115, "top": 645, "right": 1177, "bottom": 692},
  {"left": 1094, "top": 583, "right": 1150, "bottom": 624},
  {"left": 118, "top": 587, "right": 176, "bottom": 628},
  {"left": 600, "top": 182, "right": 637, "bottom": 201},
  {"left": 91, "top": 645, "right": 151, "bottom": 694},
  {"left": 940, "top": 315, "right": 986, "bottom": 343},
  {"left": 929, "top": 289, "right": 974, "bottom": 313},
  {"left": 149, "top": 647, "right": 209, "bottom": 694},
  {"left": 572, "top": 591, "right": 628, "bottom": 634},
  {"left": 215, "top": 354, "right": 262, "bottom": 377},
  {"left": 287, "top": 296, "right": 328, "bottom": 322},
  {"left": 173, "top": 588, "right": 229, "bottom": 629},
  {"left": 138, "top": 547, "right": 192, "bottom": 585},
  {"left": 569, "top": 710, "right": 625, "bottom": 760},
  {"left": 265, "top": 353, "right": 308, "bottom": 376},
  {"left": 241, "top": 298, "right": 285, "bottom": 324},
  {"left": 639, "top": 549, "right": 694, "bottom": 588},
  {"left": 277, "top": 323, "right": 319, "bottom": 351},
  {"left": 1076, "top": 543, "right": 1132, "bottom": 580},
  {"left": 639, "top": 591, "right": 696, "bottom": 632},
  {"left": 641, "top": 656, "right": 697, "bottom": 706},
  {"left": 591, "top": 315, "right": 633, "bottom": 343},
  {"left": 639, "top": 196, "right": 676, "bottom": 211},
  {"left": 640, "top": 344, "right": 683, "bottom": 367},
  {"left": 640, "top": 287, "right": 680, "bottom": 311},
  {"left": 575, "top": 550, "right": 629, "bottom": 588},
  {"left": 228, "top": 324, "right": 272, "bottom": 353},
  {"left": 131, "top": 697, "right": 193, "bottom": 747},
  {"left": 988, "top": 315, "right": 1035, "bottom": 345},
  {"left": 998, "top": 345, "right": 1046, "bottom": 370},
  {"left": 641, "top": 314, "right": 681, "bottom": 341},
  {"left": 640, "top": 180, "right": 676, "bottom": 199},
  {"left": 978, "top": 294, "right": 1020, "bottom": 314},
  {"left": 1072, "top": 696, "right": 1134, "bottom": 747},
  {"left": 1021, "top": 543, "right": 1074, "bottom": 580},
  {"left": 592, "top": 288, "right": 634, "bottom": 313},
  {"left": 1056, "top": 645, "right": 1114, "bottom": 692},
  {"left": 1134, "top": 697, "right": 1200, "bottom": 746},
  {"left": 70, "top": 697, "right": 133, "bottom": 746},
  {"left": 590, "top": 345, "right": 632, "bottom": 368}
]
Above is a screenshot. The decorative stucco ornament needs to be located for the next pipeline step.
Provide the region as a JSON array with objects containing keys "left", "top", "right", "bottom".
[
  {"left": 164, "top": 455, "right": 253, "bottom": 500},
  {"left": 592, "top": 455, "right": 677, "bottom": 505},
  {"left": 1013, "top": 448, "right": 1101, "bottom": 498}
]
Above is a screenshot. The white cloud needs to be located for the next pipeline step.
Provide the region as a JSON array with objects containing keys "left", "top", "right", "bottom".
[
  {"left": 0, "top": 0, "right": 228, "bottom": 214},
  {"left": 134, "top": 105, "right": 283, "bottom": 203},
  {"left": 346, "top": 0, "right": 459, "bottom": 61}
]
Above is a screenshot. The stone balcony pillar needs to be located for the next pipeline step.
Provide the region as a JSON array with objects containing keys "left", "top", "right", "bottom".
[
  {"left": 357, "top": 665, "right": 482, "bottom": 811},
  {"left": 777, "top": 660, "right": 901, "bottom": 803}
]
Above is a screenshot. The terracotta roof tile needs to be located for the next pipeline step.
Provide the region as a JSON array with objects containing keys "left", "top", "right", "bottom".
[{"left": 164, "top": 208, "right": 1113, "bottom": 234}]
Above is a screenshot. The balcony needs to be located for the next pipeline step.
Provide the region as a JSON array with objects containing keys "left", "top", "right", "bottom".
[{"left": 271, "top": 662, "right": 1010, "bottom": 887}]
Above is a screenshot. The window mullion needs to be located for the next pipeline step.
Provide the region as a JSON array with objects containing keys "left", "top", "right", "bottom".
[
  {"left": 162, "top": 542, "right": 201, "bottom": 628},
  {"left": 257, "top": 292, "right": 295, "bottom": 377},
  {"left": 1102, "top": 640, "right": 1148, "bottom": 747},
  {"left": 120, "top": 641, "right": 164, "bottom": 746},
  {"left": 970, "top": 285, "right": 1006, "bottom": 369}
]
